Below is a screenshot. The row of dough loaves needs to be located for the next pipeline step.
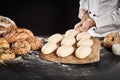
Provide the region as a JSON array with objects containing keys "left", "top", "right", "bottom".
[{"left": 41, "top": 29, "right": 93, "bottom": 59}]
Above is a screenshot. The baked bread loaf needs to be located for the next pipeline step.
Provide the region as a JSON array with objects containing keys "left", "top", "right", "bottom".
[
  {"left": 0, "top": 16, "right": 17, "bottom": 35},
  {"left": 103, "top": 32, "right": 116, "bottom": 48},
  {"left": 0, "top": 48, "right": 15, "bottom": 60},
  {"left": 4, "top": 28, "right": 34, "bottom": 43},
  {"left": 26, "top": 36, "right": 43, "bottom": 50},
  {"left": 0, "top": 38, "right": 10, "bottom": 48},
  {"left": 11, "top": 39, "right": 31, "bottom": 55}
]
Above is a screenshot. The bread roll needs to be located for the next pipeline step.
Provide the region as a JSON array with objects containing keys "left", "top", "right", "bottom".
[
  {"left": 12, "top": 40, "right": 31, "bottom": 55},
  {"left": 41, "top": 43, "right": 58, "bottom": 54},
  {"left": 103, "top": 32, "right": 116, "bottom": 48},
  {"left": 4, "top": 28, "right": 34, "bottom": 43},
  {"left": 75, "top": 46, "right": 91, "bottom": 59},
  {"left": 0, "top": 48, "right": 15, "bottom": 60},
  {"left": 26, "top": 36, "right": 43, "bottom": 50},
  {"left": 0, "top": 16, "right": 17, "bottom": 35},
  {"left": 64, "top": 29, "right": 79, "bottom": 38},
  {"left": 56, "top": 45, "right": 74, "bottom": 57},
  {"left": 0, "top": 38, "right": 10, "bottom": 48},
  {"left": 48, "top": 33, "right": 63, "bottom": 43},
  {"left": 61, "top": 37, "right": 76, "bottom": 46},
  {"left": 77, "top": 39, "right": 93, "bottom": 47},
  {"left": 76, "top": 32, "right": 91, "bottom": 41}
]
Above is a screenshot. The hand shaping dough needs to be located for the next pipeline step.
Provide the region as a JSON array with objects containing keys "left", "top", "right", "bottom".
[
  {"left": 48, "top": 33, "right": 63, "bottom": 43},
  {"left": 64, "top": 29, "right": 79, "bottom": 38},
  {"left": 75, "top": 46, "right": 91, "bottom": 59},
  {"left": 41, "top": 42, "right": 58, "bottom": 54},
  {"left": 77, "top": 39, "right": 93, "bottom": 47},
  {"left": 76, "top": 32, "right": 91, "bottom": 41},
  {"left": 56, "top": 45, "right": 74, "bottom": 57},
  {"left": 61, "top": 37, "right": 76, "bottom": 46}
]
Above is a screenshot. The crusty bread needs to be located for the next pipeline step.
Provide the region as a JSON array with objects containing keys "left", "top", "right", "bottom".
[
  {"left": 40, "top": 37, "right": 101, "bottom": 64},
  {"left": 4, "top": 28, "right": 34, "bottom": 43},
  {"left": 0, "top": 16, "right": 17, "bottom": 34}
]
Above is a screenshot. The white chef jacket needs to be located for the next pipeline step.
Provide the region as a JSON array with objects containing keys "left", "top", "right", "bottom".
[{"left": 79, "top": 0, "right": 120, "bottom": 34}]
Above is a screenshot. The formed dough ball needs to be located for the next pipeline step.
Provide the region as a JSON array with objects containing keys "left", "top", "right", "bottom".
[
  {"left": 48, "top": 33, "right": 63, "bottom": 43},
  {"left": 64, "top": 29, "right": 79, "bottom": 38},
  {"left": 41, "top": 43, "right": 58, "bottom": 54},
  {"left": 56, "top": 45, "right": 74, "bottom": 57},
  {"left": 75, "top": 46, "right": 91, "bottom": 59},
  {"left": 77, "top": 39, "right": 93, "bottom": 47},
  {"left": 61, "top": 37, "right": 76, "bottom": 46},
  {"left": 76, "top": 32, "right": 91, "bottom": 41}
]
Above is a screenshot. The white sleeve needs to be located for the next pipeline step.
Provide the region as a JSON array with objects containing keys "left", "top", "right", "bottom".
[
  {"left": 94, "top": 2, "right": 120, "bottom": 33},
  {"left": 78, "top": 0, "right": 89, "bottom": 19},
  {"left": 79, "top": 0, "right": 88, "bottom": 10}
]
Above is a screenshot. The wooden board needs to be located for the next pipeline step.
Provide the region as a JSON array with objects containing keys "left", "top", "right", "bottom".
[{"left": 40, "top": 37, "right": 101, "bottom": 64}]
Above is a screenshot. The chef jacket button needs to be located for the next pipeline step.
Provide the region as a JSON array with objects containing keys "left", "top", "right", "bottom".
[
  {"left": 93, "top": 28, "right": 95, "bottom": 30},
  {"left": 89, "top": 11, "right": 91, "bottom": 14},
  {"left": 93, "top": 14, "right": 96, "bottom": 16}
]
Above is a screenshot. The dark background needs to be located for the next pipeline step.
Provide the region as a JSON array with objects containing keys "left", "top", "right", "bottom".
[{"left": 0, "top": 0, "right": 80, "bottom": 36}]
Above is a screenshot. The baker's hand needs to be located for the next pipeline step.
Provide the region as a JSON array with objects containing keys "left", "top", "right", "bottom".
[
  {"left": 74, "top": 22, "right": 83, "bottom": 32},
  {"left": 75, "top": 19, "right": 95, "bottom": 32}
]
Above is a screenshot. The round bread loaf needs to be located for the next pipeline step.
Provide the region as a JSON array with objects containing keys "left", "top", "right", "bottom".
[
  {"left": 0, "top": 16, "right": 17, "bottom": 34},
  {"left": 41, "top": 42, "right": 58, "bottom": 54},
  {"left": 103, "top": 32, "right": 116, "bottom": 48},
  {"left": 56, "top": 45, "right": 74, "bottom": 57},
  {"left": 64, "top": 29, "right": 79, "bottom": 38},
  {"left": 76, "top": 32, "right": 91, "bottom": 41},
  {"left": 48, "top": 33, "right": 63, "bottom": 43},
  {"left": 75, "top": 46, "right": 91, "bottom": 59},
  {"left": 12, "top": 40, "right": 31, "bottom": 55},
  {"left": 26, "top": 36, "right": 43, "bottom": 50}
]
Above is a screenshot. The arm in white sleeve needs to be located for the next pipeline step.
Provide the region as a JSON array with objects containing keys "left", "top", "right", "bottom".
[
  {"left": 78, "top": 0, "right": 89, "bottom": 19},
  {"left": 94, "top": 1, "right": 120, "bottom": 33}
]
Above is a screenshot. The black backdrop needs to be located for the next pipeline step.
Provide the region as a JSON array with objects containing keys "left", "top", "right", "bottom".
[{"left": 0, "top": 0, "right": 80, "bottom": 36}]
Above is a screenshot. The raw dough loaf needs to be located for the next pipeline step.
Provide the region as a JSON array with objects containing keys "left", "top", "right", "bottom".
[
  {"left": 48, "top": 33, "right": 63, "bottom": 43},
  {"left": 61, "top": 37, "right": 76, "bottom": 46},
  {"left": 76, "top": 32, "right": 91, "bottom": 41},
  {"left": 77, "top": 39, "right": 93, "bottom": 47},
  {"left": 41, "top": 43, "right": 58, "bottom": 54},
  {"left": 64, "top": 29, "right": 79, "bottom": 38},
  {"left": 75, "top": 46, "right": 91, "bottom": 59},
  {"left": 56, "top": 45, "right": 74, "bottom": 57}
]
